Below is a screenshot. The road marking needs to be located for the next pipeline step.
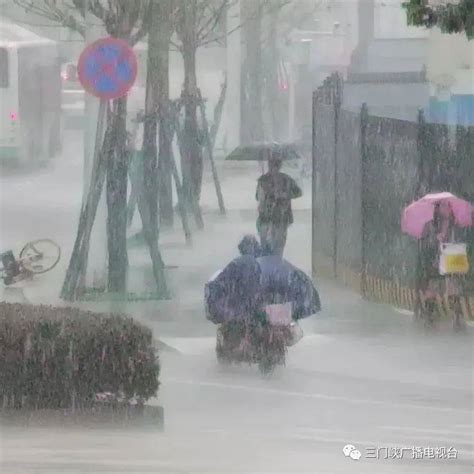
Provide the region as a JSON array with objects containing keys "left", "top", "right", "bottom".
[
  {"left": 393, "top": 307, "right": 414, "bottom": 316},
  {"left": 383, "top": 426, "right": 474, "bottom": 438},
  {"left": 160, "top": 334, "right": 334, "bottom": 355},
  {"left": 300, "top": 426, "right": 473, "bottom": 445},
  {"left": 159, "top": 337, "right": 214, "bottom": 355},
  {"left": 165, "top": 378, "right": 472, "bottom": 414},
  {"left": 381, "top": 426, "right": 474, "bottom": 446},
  {"left": 290, "top": 434, "right": 473, "bottom": 459}
]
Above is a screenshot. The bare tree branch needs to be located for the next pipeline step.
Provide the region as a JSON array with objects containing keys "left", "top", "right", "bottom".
[
  {"left": 86, "top": 0, "right": 107, "bottom": 23},
  {"left": 195, "top": 0, "right": 208, "bottom": 27},
  {"left": 130, "top": 0, "right": 152, "bottom": 45},
  {"left": 15, "top": 0, "right": 153, "bottom": 42},
  {"left": 69, "top": 0, "right": 85, "bottom": 17},
  {"left": 14, "top": 0, "right": 86, "bottom": 37},
  {"left": 197, "top": 0, "right": 228, "bottom": 44}
]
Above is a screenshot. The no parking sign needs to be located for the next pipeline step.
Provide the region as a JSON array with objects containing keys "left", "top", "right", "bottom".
[{"left": 77, "top": 37, "right": 137, "bottom": 100}]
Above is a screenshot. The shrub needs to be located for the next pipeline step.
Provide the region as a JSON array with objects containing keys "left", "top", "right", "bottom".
[{"left": 0, "top": 303, "right": 159, "bottom": 410}]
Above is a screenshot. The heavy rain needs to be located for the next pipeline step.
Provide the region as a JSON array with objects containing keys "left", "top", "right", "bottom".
[{"left": 0, "top": 0, "right": 473, "bottom": 473}]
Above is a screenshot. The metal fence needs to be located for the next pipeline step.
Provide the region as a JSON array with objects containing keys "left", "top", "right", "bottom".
[{"left": 312, "top": 73, "right": 474, "bottom": 318}]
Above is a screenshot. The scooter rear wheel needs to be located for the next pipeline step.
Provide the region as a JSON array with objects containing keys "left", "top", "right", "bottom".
[
  {"left": 258, "top": 328, "right": 286, "bottom": 377},
  {"left": 216, "top": 327, "right": 231, "bottom": 366},
  {"left": 258, "top": 357, "right": 277, "bottom": 377}
]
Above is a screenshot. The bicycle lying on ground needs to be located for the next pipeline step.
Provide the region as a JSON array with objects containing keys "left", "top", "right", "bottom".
[{"left": 0, "top": 239, "right": 61, "bottom": 285}]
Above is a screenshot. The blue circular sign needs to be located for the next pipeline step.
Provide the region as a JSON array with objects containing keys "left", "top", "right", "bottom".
[{"left": 78, "top": 37, "right": 137, "bottom": 100}]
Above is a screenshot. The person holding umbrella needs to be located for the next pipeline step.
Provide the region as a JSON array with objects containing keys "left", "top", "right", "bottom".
[
  {"left": 225, "top": 143, "right": 303, "bottom": 257},
  {"left": 256, "top": 150, "right": 302, "bottom": 257}
]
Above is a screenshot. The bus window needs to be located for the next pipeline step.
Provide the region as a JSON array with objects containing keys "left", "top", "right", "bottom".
[{"left": 0, "top": 48, "right": 8, "bottom": 87}]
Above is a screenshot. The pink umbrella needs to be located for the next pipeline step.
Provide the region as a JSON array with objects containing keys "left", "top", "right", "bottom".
[{"left": 401, "top": 192, "right": 473, "bottom": 239}]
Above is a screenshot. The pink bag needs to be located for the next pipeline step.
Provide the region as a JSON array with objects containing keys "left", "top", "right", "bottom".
[{"left": 264, "top": 303, "right": 292, "bottom": 326}]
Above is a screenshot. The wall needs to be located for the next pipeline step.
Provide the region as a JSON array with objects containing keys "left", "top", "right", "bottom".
[
  {"left": 425, "top": 28, "right": 474, "bottom": 125},
  {"left": 344, "top": 79, "right": 430, "bottom": 122},
  {"left": 427, "top": 29, "right": 474, "bottom": 88},
  {"left": 373, "top": 0, "right": 428, "bottom": 39}
]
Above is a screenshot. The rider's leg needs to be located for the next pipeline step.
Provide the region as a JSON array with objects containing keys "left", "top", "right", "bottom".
[
  {"left": 423, "top": 297, "right": 437, "bottom": 326},
  {"left": 449, "top": 295, "right": 466, "bottom": 331}
]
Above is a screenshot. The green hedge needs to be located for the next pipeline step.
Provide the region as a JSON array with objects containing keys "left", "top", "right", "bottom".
[{"left": 0, "top": 303, "right": 159, "bottom": 410}]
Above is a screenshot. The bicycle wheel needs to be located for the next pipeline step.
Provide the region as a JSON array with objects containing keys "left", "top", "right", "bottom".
[{"left": 19, "top": 239, "right": 61, "bottom": 274}]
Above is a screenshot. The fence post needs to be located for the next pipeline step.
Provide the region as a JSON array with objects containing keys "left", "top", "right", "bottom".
[
  {"left": 414, "top": 109, "right": 428, "bottom": 314},
  {"left": 311, "top": 90, "right": 317, "bottom": 279},
  {"left": 360, "top": 103, "right": 369, "bottom": 298},
  {"left": 332, "top": 73, "right": 343, "bottom": 278},
  {"left": 416, "top": 109, "right": 429, "bottom": 197}
]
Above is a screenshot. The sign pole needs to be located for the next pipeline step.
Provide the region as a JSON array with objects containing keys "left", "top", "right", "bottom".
[
  {"left": 77, "top": 36, "right": 137, "bottom": 293},
  {"left": 82, "top": 0, "right": 100, "bottom": 196}
]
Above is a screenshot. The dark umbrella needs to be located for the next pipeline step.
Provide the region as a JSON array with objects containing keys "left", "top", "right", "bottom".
[
  {"left": 257, "top": 256, "right": 321, "bottom": 319},
  {"left": 205, "top": 255, "right": 261, "bottom": 324},
  {"left": 225, "top": 142, "right": 301, "bottom": 162}
]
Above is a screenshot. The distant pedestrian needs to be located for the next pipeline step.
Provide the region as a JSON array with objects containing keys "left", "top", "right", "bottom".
[{"left": 256, "top": 154, "right": 302, "bottom": 257}]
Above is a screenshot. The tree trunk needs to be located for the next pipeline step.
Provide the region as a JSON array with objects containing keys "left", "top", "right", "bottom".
[
  {"left": 242, "top": 0, "right": 264, "bottom": 143},
  {"left": 61, "top": 102, "right": 111, "bottom": 301},
  {"left": 198, "top": 89, "right": 225, "bottom": 215},
  {"left": 61, "top": 158, "right": 107, "bottom": 300},
  {"left": 106, "top": 97, "right": 129, "bottom": 293},
  {"left": 179, "top": 0, "right": 203, "bottom": 215},
  {"left": 169, "top": 144, "right": 192, "bottom": 244},
  {"left": 156, "top": 1, "right": 174, "bottom": 226},
  {"left": 182, "top": 44, "right": 203, "bottom": 208},
  {"left": 158, "top": 99, "right": 174, "bottom": 227},
  {"left": 210, "top": 77, "right": 227, "bottom": 151},
  {"left": 138, "top": 0, "right": 169, "bottom": 297},
  {"left": 174, "top": 101, "right": 204, "bottom": 229}
]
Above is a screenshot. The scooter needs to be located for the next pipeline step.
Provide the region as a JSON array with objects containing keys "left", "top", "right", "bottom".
[{"left": 215, "top": 303, "right": 303, "bottom": 376}]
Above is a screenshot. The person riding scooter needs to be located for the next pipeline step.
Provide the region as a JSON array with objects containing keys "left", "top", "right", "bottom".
[
  {"left": 205, "top": 235, "right": 321, "bottom": 374},
  {"left": 205, "top": 235, "right": 263, "bottom": 365}
]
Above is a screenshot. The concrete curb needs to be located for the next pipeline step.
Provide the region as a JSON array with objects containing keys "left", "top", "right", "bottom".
[
  {"left": 154, "top": 338, "right": 183, "bottom": 354},
  {"left": 392, "top": 306, "right": 474, "bottom": 328}
]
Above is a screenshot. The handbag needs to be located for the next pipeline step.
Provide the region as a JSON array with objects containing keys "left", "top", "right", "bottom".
[
  {"left": 287, "top": 322, "right": 304, "bottom": 346},
  {"left": 265, "top": 303, "right": 293, "bottom": 326},
  {"left": 439, "top": 243, "right": 469, "bottom": 275}
]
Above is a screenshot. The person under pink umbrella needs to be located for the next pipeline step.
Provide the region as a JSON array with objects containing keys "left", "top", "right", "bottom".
[{"left": 402, "top": 194, "right": 472, "bottom": 330}]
